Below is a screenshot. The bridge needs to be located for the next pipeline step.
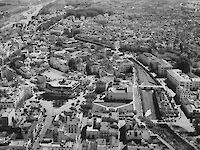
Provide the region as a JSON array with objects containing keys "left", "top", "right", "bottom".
[
  {"left": 139, "top": 85, "right": 164, "bottom": 90},
  {"left": 135, "top": 82, "right": 165, "bottom": 90}
]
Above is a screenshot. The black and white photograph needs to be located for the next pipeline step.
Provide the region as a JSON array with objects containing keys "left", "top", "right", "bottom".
[{"left": 0, "top": 0, "right": 200, "bottom": 149}]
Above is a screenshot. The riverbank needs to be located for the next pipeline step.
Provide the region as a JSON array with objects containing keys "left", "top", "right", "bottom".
[{"left": 1, "top": 0, "right": 56, "bottom": 29}]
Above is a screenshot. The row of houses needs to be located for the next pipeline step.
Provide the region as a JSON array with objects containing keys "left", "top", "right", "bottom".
[{"left": 138, "top": 53, "right": 173, "bottom": 77}]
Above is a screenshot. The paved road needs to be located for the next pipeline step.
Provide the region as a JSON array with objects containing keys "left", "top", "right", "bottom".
[
  {"left": 32, "top": 115, "right": 53, "bottom": 150},
  {"left": 31, "top": 96, "right": 54, "bottom": 150},
  {"left": 31, "top": 91, "right": 86, "bottom": 149}
]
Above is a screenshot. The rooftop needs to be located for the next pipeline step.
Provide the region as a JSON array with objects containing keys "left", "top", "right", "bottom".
[
  {"left": 109, "top": 86, "right": 128, "bottom": 93},
  {"left": 1, "top": 108, "right": 15, "bottom": 117},
  {"left": 48, "top": 79, "right": 79, "bottom": 88},
  {"left": 0, "top": 97, "right": 13, "bottom": 103},
  {"left": 9, "top": 140, "right": 27, "bottom": 147},
  {"left": 143, "top": 52, "right": 156, "bottom": 59},
  {"left": 167, "top": 69, "right": 191, "bottom": 82},
  {"left": 158, "top": 59, "right": 172, "bottom": 67}
]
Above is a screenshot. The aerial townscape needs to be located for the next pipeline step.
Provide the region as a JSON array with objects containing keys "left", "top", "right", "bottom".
[{"left": 1, "top": 0, "right": 200, "bottom": 150}]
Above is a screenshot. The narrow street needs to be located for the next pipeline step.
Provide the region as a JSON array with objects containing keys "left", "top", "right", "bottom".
[{"left": 32, "top": 115, "right": 54, "bottom": 150}]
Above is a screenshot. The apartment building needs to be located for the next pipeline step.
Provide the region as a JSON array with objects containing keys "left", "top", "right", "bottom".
[
  {"left": 157, "top": 59, "right": 173, "bottom": 77},
  {"left": 139, "top": 53, "right": 172, "bottom": 77},
  {"left": 65, "top": 116, "right": 80, "bottom": 135},
  {"left": 167, "top": 69, "right": 200, "bottom": 90},
  {"left": 49, "top": 57, "right": 69, "bottom": 73}
]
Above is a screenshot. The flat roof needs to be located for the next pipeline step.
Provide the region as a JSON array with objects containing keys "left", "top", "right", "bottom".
[
  {"left": 48, "top": 79, "right": 79, "bottom": 88},
  {"left": 109, "top": 86, "right": 126, "bottom": 93},
  {"left": 158, "top": 59, "right": 172, "bottom": 67},
  {"left": 1, "top": 108, "right": 15, "bottom": 117},
  {"left": 87, "top": 126, "right": 99, "bottom": 131},
  {"left": 191, "top": 78, "right": 200, "bottom": 81},
  {"left": 0, "top": 97, "right": 13, "bottom": 103},
  {"left": 167, "top": 69, "right": 191, "bottom": 82},
  {"left": 54, "top": 50, "right": 67, "bottom": 55},
  {"left": 187, "top": 72, "right": 199, "bottom": 78},
  {"left": 9, "top": 140, "right": 27, "bottom": 147}
]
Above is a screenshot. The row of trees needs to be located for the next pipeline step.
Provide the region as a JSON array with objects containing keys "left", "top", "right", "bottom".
[
  {"left": 37, "top": 7, "right": 109, "bottom": 31},
  {"left": 65, "top": 8, "right": 104, "bottom": 18},
  {"left": 37, "top": 6, "right": 114, "bottom": 31},
  {"left": 119, "top": 44, "right": 151, "bottom": 53},
  {"left": 37, "top": 15, "right": 63, "bottom": 31},
  {"left": 174, "top": 54, "right": 191, "bottom": 73},
  {"left": 39, "top": 5, "right": 113, "bottom": 18}
]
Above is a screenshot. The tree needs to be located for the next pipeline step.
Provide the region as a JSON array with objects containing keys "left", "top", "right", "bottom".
[
  {"left": 55, "top": 38, "right": 63, "bottom": 47},
  {"left": 85, "top": 93, "right": 97, "bottom": 100},
  {"left": 53, "top": 129, "right": 59, "bottom": 142},
  {"left": 95, "top": 19, "right": 108, "bottom": 28},
  {"left": 39, "top": 8, "right": 50, "bottom": 15},
  {"left": 80, "top": 126, "right": 87, "bottom": 141},
  {"left": 175, "top": 55, "right": 191, "bottom": 73},
  {"left": 193, "top": 117, "right": 200, "bottom": 135},
  {"left": 86, "top": 63, "right": 92, "bottom": 75},
  {"left": 70, "top": 106, "right": 77, "bottom": 111},
  {"left": 125, "top": 66, "right": 133, "bottom": 74},
  {"left": 68, "top": 58, "right": 77, "bottom": 71},
  {"left": 80, "top": 103, "right": 93, "bottom": 110},
  {"left": 63, "top": 28, "right": 72, "bottom": 37},
  {"left": 193, "top": 63, "right": 199, "bottom": 68},
  {"left": 193, "top": 69, "right": 200, "bottom": 77},
  {"left": 72, "top": 28, "right": 81, "bottom": 36}
]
